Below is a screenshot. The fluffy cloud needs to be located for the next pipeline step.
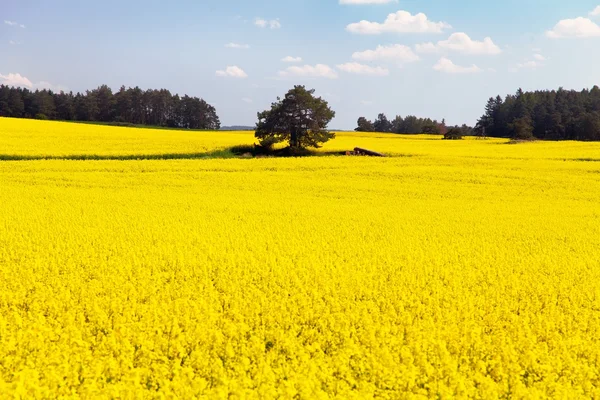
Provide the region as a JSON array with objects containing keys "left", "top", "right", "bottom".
[
  {"left": 225, "top": 43, "right": 250, "bottom": 49},
  {"left": 546, "top": 17, "right": 600, "bottom": 38},
  {"left": 0, "top": 72, "right": 33, "bottom": 88},
  {"left": 416, "top": 33, "right": 501, "bottom": 55},
  {"left": 590, "top": 6, "right": 600, "bottom": 17},
  {"left": 352, "top": 44, "right": 420, "bottom": 64},
  {"left": 337, "top": 62, "right": 389, "bottom": 76},
  {"left": 433, "top": 58, "right": 481, "bottom": 74},
  {"left": 346, "top": 10, "right": 451, "bottom": 35},
  {"left": 215, "top": 66, "right": 248, "bottom": 78},
  {"left": 281, "top": 56, "right": 302, "bottom": 63},
  {"left": 4, "top": 20, "right": 25, "bottom": 28},
  {"left": 339, "top": 0, "right": 397, "bottom": 4},
  {"left": 278, "top": 64, "right": 338, "bottom": 79},
  {"left": 0, "top": 73, "right": 67, "bottom": 92},
  {"left": 414, "top": 42, "right": 438, "bottom": 53},
  {"left": 533, "top": 53, "right": 546, "bottom": 61},
  {"left": 255, "top": 18, "right": 281, "bottom": 29}
]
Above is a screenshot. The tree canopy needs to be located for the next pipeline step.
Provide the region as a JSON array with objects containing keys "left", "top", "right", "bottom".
[
  {"left": 0, "top": 84, "right": 221, "bottom": 130},
  {"left": 356, "top": 117, "right": 375, "bottom": 133},
  {"left": 443, "top": 127, "right": 464, "bottom": 140},
  {"left": 255, "top": 86, "right": 335, "bottom": 149},
  {"left": 355, "top": 113, "right": 473, "bottom": 136},
  {"left": 475, "top": 86, "right": 600, "bottom": 141}
]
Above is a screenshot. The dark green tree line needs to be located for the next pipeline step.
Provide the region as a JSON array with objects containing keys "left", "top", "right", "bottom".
[
  {"left": 355, "top": 113, "right": 473, "bottom": 136},
  {"left": 476, "top": 86, "right": 600, "bottom": 141},
  {"left": 357, "top": 113, "right": 444, "bottom": 134},
  {"left": 0, "top": 84, "right": 220, "bottom": 130}
]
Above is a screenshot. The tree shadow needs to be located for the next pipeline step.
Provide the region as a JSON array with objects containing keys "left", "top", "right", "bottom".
[
  {"left": 229, "top": 145, "right": 346, "bottom": 158},
  {"left": 0, "top": 145, "right": 347, "bottom": 161}
]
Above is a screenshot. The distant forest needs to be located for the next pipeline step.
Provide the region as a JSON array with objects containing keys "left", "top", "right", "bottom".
[
  {"left": 476, "top": 86, "right": 600, "bottom": 141},
  {"left": 355, "top": 114, "right": 474, "bottom": 137},
  {"left": 0, "top": 85, "right": 221, "bottom": 130},
  {"left": 355, "top": 86, "right": 600, "bottom": 141},
  {"left": 3, "top": 84, "right": 600, "bottom": 141}
]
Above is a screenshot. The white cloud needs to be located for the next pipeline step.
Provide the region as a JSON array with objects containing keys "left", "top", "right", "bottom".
[
  {"left": 361, "top": 100, "right": 374, "bottom": 106},
  {"left": 4, "top": 20, "right": 25, "bottom": 28},
  {"left": 278, "top": 64, "right": 338, "bottom": 79},
  {"left": 281, "top": 56, "right": 302, "bottom": 63},
  {"left": 216, "top": 66, "right": 248, "bottom": 78},
  {"left": 415, "top": 42, "right": 438, "bottom": 53},
  {"left": 516, "top": 61, "right": 541, "bottom": 70},
  {"left": 416, "top": 33, "right": 501, "bottom": 55},
  {"left": 515, "top": 53, "right": 546, "bottom": 70},
  {"left": 34, "top": 81, "right": 69, "bottom": 92},
  {"left": 225, "top": 43, "right": 250, "bottom": 49},
  {"left": 255, "top": 18, "right": 281, "bottom": 29},
  {"left": 546, "top": 17, "right": 600, "bottom": 38},
  {"left": 352, "top": 44, "right": 420, "bottom": 64},
  {"left": 433, "top": 57, "right": 481, "bottom": 74},
  {"left": 346, "top": 10, "right": 451, "bottom": 35},
  {"left": 0, "top": 72, "right": 33, "bottom": 88},
  {"left": 590, "top": 6, "right": 600, "bottom": 17},
  {"left": 0, "top": 73, "right": 66, "bottom": 92},
  {"left": 436, "top": 33, "right": 501, "bottom": 55},
  {"left": 242, "top": 98, "right": 253, "bottom": 103},
  {"left": 337, "top": 62, "right": 390, "bottom": 76},
  {"left": 340, "top": 0, "right": 397, "bottom": 4}
]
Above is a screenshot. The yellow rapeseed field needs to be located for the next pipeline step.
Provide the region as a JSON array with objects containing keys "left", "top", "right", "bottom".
[{"left": 1, "top": 118, "right": 600, "bottom": 398}]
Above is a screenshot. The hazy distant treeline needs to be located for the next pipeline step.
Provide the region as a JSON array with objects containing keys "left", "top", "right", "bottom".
[
  {"left": 0, "top": 84, "right": 221, "bottom": 130},
  {"left": 355, "top": 113, "right": 474, "bottom": 137}
]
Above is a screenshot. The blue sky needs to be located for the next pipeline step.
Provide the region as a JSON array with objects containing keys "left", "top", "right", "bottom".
[{"left": 2, "top": 0, "right": 600, "bottom": 129}]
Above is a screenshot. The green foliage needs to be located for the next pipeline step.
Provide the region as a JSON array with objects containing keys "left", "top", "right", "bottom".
[
  {"left": 573, "top": 112, "right": 600, "bottom": 141},
  {"left": 422, "top": 124, "right": 441, "bottom": 134},
  {"left": 355, "top": 117, "right": 375, "bottom": 132},
  {"left": 255, "top": 86, "right": 336, "bottom": 149},
  {"left": 373, "top": 113, "right": 392, "bottom": 133},
  {"left": 509, "top": 116, "right": 535, "bottom": 140},
  {"left": 356, "top": 114, "right": 453, "bottom": 135},
  {"left": 477, "top": 86, "right": 600, "bottom": 141},
  {"left": 0, "top": 84, "right": 221, "bottom": 130},
  {"left": 443, "top": 128, "right": 463, "bottom": 140}
]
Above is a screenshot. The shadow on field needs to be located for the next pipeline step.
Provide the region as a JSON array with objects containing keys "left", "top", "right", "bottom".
[{"left": 0, "top": 145, "right": 347, "bottom": 161}]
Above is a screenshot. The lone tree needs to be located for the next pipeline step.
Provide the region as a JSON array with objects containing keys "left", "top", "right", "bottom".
[
  {"left": 444, "top": 127, "right": 464, "bottom": 140},
  {"left": 255, "top": 86, "right": 335, "bottom": 150}
]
